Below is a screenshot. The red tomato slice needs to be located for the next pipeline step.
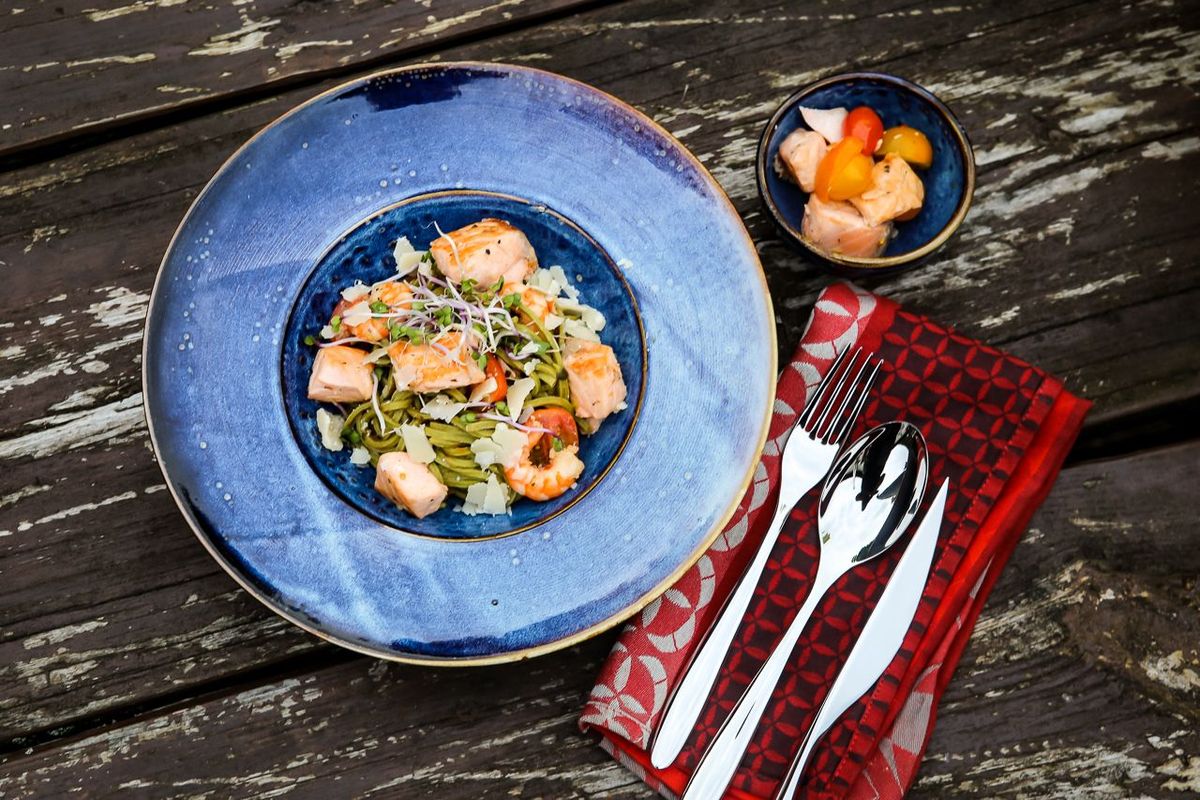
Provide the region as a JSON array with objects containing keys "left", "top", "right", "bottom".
[
  {"left": 483, "top": 355, "right": 508, "bottom": 404},
  {"left": 843, "top": 107, "right": 884, "bottom": 153},
  {"left": 528, "top": 407, "right": 579, "bottom": 464}
]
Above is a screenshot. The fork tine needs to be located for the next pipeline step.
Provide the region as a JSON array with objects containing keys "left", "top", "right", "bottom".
[
  {"left": 824, "top": 359, "right": 880, "bottom": 444},
  {"left": 813, "top": 352, "right": 867, "bottom": 440},
  {"left": 798, "top": 345, "right": 855, "bottom": 428},
  {"left": 810, "top": 348, "right": 865, "bottom": 438}
]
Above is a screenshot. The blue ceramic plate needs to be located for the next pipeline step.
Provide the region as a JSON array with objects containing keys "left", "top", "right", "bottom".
[
  {"left": 143, "top": 62, "right": 775, "bottom": 664},
  {"left": 757, "top": 72, "right": 975, "bottom": 274}
]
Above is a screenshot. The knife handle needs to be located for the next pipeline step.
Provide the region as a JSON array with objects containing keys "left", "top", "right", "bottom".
[{"left": 650, "top": 502, "right": 793, "bottom": 769}]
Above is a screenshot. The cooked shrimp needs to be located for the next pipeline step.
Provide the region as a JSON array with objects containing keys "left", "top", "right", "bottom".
[
  {"left": 430, "top": 218, "right": 537, "bottom": 287},
  {"left": 563, "top": 337, "right": 627, "bottom": 424},
  {"left": 850, "top": 153, "right": 925, "bottom": 227},
  {"left": 504, "top": 441, "right": 584, "bottom": 502},
  {"left": 502, "top": 281, "right": 555, "bottom": 325},
  {"left": 333, "top": 280, "right": 413, "bottom": 343},
  {"left": 503, "top": 408, "right": 583, "bottom": 501},
  {"left": 776, "top": 129, "right": 828, "bottom": 193},
  {"left": 801, "top": 194, "right": 892, "bottom": 258},
  {"left": 386, "top": 331, "right": 485, "bottom": 393}
]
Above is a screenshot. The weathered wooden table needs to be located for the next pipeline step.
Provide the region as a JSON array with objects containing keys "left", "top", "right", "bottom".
[{"left": 2, "top": 1, "right": 1197, "bottom": 797}]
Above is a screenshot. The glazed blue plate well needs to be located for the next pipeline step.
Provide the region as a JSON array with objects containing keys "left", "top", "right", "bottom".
[
  {"left": 758, "top": 72, "right": 974, "bottom": 273},
  {"left": 282, "top": 191, "right": 644, "bottom": 540},
  {"left": 143, "top": 62, "right": 775, "bottom": 663}
]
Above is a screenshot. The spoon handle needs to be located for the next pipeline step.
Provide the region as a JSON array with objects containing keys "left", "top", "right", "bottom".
[
  {"left": 681, "top": 561, "right": 838, "bottom": 800},
  {"left": 650, "top": 502, "right": 794, "bottom": 769}
]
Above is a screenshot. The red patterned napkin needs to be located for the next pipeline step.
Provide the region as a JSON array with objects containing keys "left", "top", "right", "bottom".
[{"left": 580, "top": 282, "right": 1090, "bottom": 799}]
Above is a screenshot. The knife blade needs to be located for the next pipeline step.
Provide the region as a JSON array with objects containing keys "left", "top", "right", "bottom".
[{"left": 773, "top": 478, "right": 950, "bottom": 800}]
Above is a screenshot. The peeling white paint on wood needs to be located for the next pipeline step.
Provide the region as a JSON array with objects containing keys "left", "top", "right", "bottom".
[
  {"left": 0, "top": 393, "right": 144, "bottom": 461},
  {"left": 1047, "top": 273, "right": 1136, "bottom": 301},
  {"left": 23, "top": 620, "right": 109, "bottom": 651},
  {"left": 189, "top": 16, "right": 281, "bottom": 57},
  {"left": 64, "top": 53, "right": 156, "bottom": 68}
]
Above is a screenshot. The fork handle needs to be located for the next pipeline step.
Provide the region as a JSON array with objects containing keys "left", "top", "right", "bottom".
[
  {"left": 649, "top": 502, "right": 794, "bottom": 770},
  {"left": 681, "top": 560, "right": 838, "bottom": 800}
]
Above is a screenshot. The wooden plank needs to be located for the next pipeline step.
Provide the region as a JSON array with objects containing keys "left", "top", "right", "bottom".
[
  {"left": 1, "top": 443, "right": 1196, "bottom": 798},
  {"left": 2, "top": 0, "right": 1198, "bottom": 755},
  {"left": 0, "top": 0, "right": 608, "bottom": 161}
]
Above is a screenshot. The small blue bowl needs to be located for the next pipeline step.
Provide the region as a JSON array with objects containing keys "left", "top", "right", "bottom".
[{"left": 757, "top": 72, "right": 975, "bottom": 274}]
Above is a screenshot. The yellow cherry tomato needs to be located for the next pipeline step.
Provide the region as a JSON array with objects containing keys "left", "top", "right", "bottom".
[
  {"left": 814, "top": 137, "right": 875, "bottom": 201},
  {"left": 878, "top": 125, "right": 934, "bottom": 169}
]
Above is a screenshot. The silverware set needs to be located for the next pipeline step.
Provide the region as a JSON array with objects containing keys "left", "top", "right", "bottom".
[{"left": 647, "top": 347, "right": 950, "bottom": 800}]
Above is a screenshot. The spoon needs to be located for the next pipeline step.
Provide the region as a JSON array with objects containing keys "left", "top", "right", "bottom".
[{"left": 681, "top": 421, "right": 929, "bottom": 800}]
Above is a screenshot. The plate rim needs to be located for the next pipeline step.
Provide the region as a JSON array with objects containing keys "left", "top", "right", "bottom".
[{"left": 141, "top": 60, "right": 777, "bottom": 666}]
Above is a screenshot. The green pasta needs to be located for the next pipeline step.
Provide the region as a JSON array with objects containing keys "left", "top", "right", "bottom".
[{"left": 307, "top": 230, "right": 628, "bottom": 516}]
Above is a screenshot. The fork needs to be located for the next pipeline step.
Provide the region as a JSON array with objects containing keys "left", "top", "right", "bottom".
[{"left": 648, "top": 346, "right": 881, "bottom": 770}]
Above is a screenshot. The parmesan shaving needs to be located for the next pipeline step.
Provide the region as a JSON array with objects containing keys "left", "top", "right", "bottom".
[
  {"left": 315, "top": 408, "right": 345, "bottom": 452},
  {"left": 350, "top": 446, "right": 370, "bottom": 466},
  {"left": 400, "top": 424, "right": 436, "bottom": 464},
  {"left": 392, "top": 237, "right": 423, "bottom": 277},
  {"left": 549, "top": 265, "right": 579, "bottom": 300},
  {"left": 468, "top": 376, "right": 497, "bottom": 404},
  {"left": 421, "top": 394, "right": 468, "bottom": 422},
  {"left": 515, "top": 341, "right": 541, "bottom": 359},
  {"left": 469, "top": 423, "right": 527, "bottom": 470},
  {"left": 522, "top": 360, "right": 538, "bottom": 376},
  {"left": 544, "top": 313, "right": 563, "bottom": 330},
  {"left": 563, "top": 318, "right": 600, "bottom": 342},
  {"left": 554, "top": 298, "right": 606, "bottom": 332},
  {"left": 341, "top": 302, "right": 371, "bottom": 327},
  {"left": 491, "top": 424, "right": 527, "bottom": 468},
  {"left": 364, "top": 347, "right": 390, "bottom": 364},
  {"left": 461, "top": 474, "right": 510, "bottom": 516},
  {"left": 470, "top": 438, "right": 502, "bottom": 469},
  {"left": 528, "top": 265, "right": 580, "bottom": 301},
  {"left": 580, "top": 305, "right": 606, "bottom": 331},
  {"left": 341, "top": 282, "right": 371, "bottom": 302},
  {"left": 506, "top": 377, "right": 536, "bottom": 420},
  {"left": 320, "top": 324, "right": 336, "bottom": 340}
]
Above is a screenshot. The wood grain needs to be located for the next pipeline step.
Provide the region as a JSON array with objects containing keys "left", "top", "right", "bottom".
[
  {"left": 2, "top": 0, "right": 1198, "bottom": 746},
  {"left": 1, "top": 443, "right": 1196, "bottom": 798},
  {"left": 0, "top": 0, "right": 1197, "bottom": 795},
  {"left": 0, "top": 0, "right": 609, "bottom": 161}
]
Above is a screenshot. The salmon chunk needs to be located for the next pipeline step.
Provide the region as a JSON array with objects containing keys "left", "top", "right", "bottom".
[
  {"left": 430, "top": 218, "right": 537, "bottom": 287},
  {"left": 776, "top": 129, "right": 828, "bottom": 193},
  {"left": 850, "top": 153, "right": 925, "bottom": 227},
  {"left": 502, "top": 281, "right": 555, "bottom": 325},
  {"left": 563, "top": 337, "right": 627, "bottom": 424},
  {"left": 307, "top": 345, "right": 373, "bottom": 403},
  {"left": 801, "top": 194, "right": 892, "bottom": 259},
  {"left": 374, "top": 451, "right": 447, "bottom": 518},
  {"left": 386, "top": 331, "right": 485, "bottom": 393}
]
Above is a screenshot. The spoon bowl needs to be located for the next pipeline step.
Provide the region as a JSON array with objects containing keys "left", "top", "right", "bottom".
[
  {"left": 818, "top": 421, "right": 928, "bottom": 565},
  {"left": 681, "top": 421, "right": 929, "bottom": 800}
]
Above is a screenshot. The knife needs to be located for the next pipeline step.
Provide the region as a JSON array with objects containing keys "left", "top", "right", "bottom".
[{"left": 773, "top": 478, "right": 949, "bottom": 800}]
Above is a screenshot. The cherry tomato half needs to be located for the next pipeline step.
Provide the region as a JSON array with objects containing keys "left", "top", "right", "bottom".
[
  {"left": 528, "top": 407, "right": 579, "bottom": 464},
  {"left": 843, "top": 106, "right": 884, "bottom": 153},
  {"left": 814, "top": 137, "right": 875, "bottom": 201},
  {"left": 483, "top": 355, "right": 508, "bottom": 404},
  {"left": 878, "top": 125, "right": 933, "bottom": 169}
]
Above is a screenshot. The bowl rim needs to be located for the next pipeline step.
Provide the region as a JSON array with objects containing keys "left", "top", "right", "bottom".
[
  {"left": 755, "top": 71, "right": 976, "bottom": 270},
  {"left": 279, "top": 188, "right": 649, "bottom": 542}
]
